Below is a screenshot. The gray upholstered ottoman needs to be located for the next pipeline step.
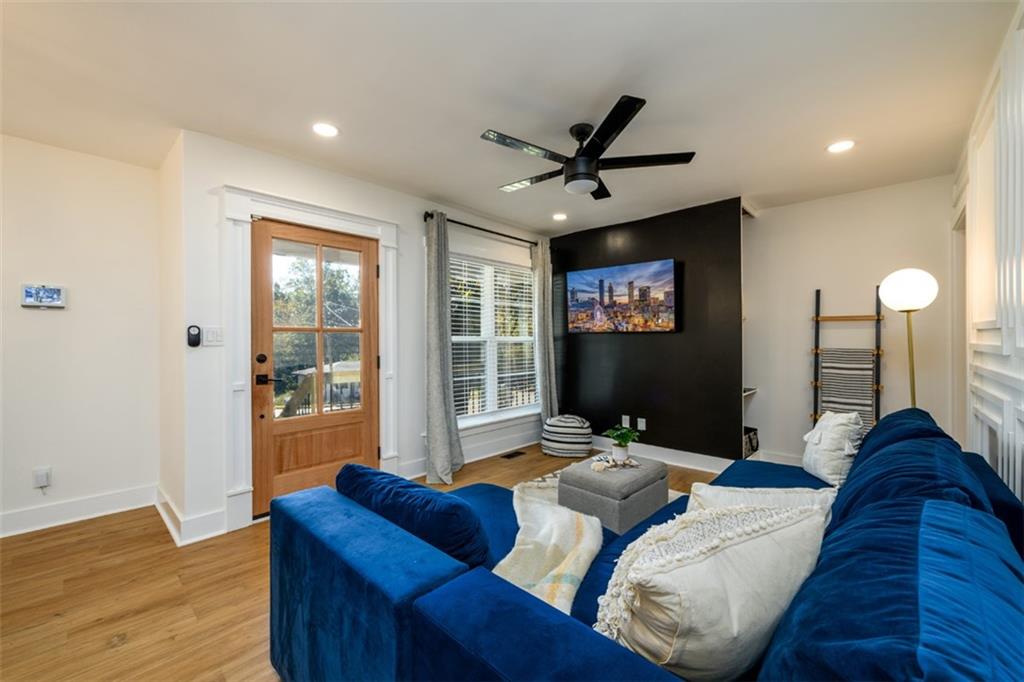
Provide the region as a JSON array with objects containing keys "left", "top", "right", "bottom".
[{"left": 557, "top": 456, "right": 669, "bottom": 534}]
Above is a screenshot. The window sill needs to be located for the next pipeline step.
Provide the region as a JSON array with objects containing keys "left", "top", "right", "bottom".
[
  {"left": 419, "top": 405, "right": 542, "bottom": 441},
  {"left": 457, "top": 404, "right": 541, "bottom": 433}
]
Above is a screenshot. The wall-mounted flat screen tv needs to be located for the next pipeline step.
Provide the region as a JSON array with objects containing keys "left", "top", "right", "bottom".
[{"left": 566, "top": 259, "right": 676, "bottom": 333}]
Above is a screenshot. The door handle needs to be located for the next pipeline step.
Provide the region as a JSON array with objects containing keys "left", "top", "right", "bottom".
[{"left": 254, "top": 374, "right": 279, "bottom": 385}]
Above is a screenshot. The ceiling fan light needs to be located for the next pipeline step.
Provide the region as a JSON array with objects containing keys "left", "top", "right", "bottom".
[{"left": 565, "top": 178, "right": 599, "bottom": 194}]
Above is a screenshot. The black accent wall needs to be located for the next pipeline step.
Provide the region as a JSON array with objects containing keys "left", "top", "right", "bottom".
[{"left": 551, "top": 197, "right": 743, "bottom": 459}]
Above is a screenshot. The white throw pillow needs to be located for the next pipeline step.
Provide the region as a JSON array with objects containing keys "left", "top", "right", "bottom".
[
  {"left": 688, "top": 482, "right": 837, "bottom": 524},
  {"left": 802, "top": 411, "right": 863, "bottom": 486},
  {"left": 595, "top": 505, "right": 827, "bottom": 681}
]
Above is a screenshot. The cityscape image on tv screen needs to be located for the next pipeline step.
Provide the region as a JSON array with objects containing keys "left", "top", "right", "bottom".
[{"left": 566, "top": 259, "right": 676, "bottom": 333}]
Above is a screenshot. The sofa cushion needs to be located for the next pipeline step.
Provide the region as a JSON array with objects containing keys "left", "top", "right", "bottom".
[
  {"left": 711, "top": 459, "right": 834, "bottom": 490},
  {"left": 336, "top": 464, "right": 489, "bottom": 567},
  {"left": 962, "top": 452, "right": 1024, "bottom": 558},
  {"left": 572, "top": 494, "right": 689, "bottom": 626},
  {"left": 849, "top": 407, "right": 954, "bottom": 476},
  {"left": 451, "top": 483, "right": 618, "bottom": 569},
  {"left": 758, "top": 499, "right": 1024, "bottom": 681},
  {"left": 412, "top": 568, "right": 677, "bottom": 682},
  {"left": 828, "top": 437, "right": 992, "bottom": 532}
]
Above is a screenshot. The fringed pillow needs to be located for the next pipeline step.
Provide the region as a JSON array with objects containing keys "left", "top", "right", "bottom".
[{"left": 595, "top": 505, "right": 827, "bottom": 681}]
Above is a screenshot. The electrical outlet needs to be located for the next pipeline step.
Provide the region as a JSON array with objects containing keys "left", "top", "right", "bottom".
[
  {"left": 33, "top": 466, "right": 51, "bottom": 490},
  {"left": 621, "top": 415, "right": 630, "bottom": 428},
  {"left": 637, "top": 417, "right": 647, "bottom": 431}
]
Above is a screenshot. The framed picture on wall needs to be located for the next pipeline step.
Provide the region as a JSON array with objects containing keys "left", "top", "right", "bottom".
[{"left": 566, "top": 259, "right": 676, "bottom": 333}]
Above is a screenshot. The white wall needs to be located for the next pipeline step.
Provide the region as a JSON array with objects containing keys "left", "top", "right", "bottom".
[
  {"left": 163, "top": 131, "right": 541, "bottom": 539},
  {"left": 1, "top": 136, "right": 161, "bottom": 534},
  {"left": 960, "top": 9, "right": 1024, "bottom": 496},
  {"left": 743, "top": 175, "right": 954, "bottom": 458},
  {"left": 157, "top": 134, "right": 186, "bottom": 516}
]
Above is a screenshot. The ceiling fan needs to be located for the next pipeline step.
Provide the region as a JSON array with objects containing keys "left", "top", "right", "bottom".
[{"left": 481, "top": 95, "right": 695, "bottom": 200}]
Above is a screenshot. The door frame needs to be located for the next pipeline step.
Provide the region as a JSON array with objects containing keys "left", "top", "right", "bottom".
[{"left": 221, "top": 185, "right": 398, "bottom": 532}]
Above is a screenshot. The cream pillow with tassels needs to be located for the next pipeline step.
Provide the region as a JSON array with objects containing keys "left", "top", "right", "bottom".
[
  {"left": 688, "top": 482, "right": 837, "bottom": 523},
  {"left": 594, "top": 505, "right": 828, "bottom": 681}
]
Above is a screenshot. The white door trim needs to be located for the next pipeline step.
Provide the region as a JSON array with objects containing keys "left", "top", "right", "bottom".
[{"left": 220, "top": 185, "right": 399, "bottom": 531}]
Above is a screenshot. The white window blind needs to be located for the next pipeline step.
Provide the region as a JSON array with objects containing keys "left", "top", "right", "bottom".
[{"left": 450, "top": 255, "right": 537, "bottom": 418}]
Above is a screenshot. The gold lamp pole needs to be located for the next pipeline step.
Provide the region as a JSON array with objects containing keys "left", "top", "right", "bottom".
[
  {"left": 879, "top": 269, "right": 938, "bottom": 409},
  {"left": 905, "top": 310, "right": 917, "bottom": 407}
]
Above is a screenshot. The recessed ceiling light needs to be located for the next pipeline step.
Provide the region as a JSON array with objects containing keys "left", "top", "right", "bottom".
[
  {"left": 312, "top": 122, "right": 339, "bottom": 138},
  {"left": 827, "top": 139, "right": 855, "bottom": 154},
  {"left": 552, "top": 213, "right": 567, "bottom": 221}
]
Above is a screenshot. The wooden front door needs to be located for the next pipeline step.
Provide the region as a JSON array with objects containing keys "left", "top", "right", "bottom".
[{"left": 251, "top": 219, "right": 379, "bottom": 516}]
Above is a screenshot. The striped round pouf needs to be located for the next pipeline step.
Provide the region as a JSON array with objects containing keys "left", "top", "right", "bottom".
[{"left": 541, "top": 415, "right": 593, "bottom": 457}]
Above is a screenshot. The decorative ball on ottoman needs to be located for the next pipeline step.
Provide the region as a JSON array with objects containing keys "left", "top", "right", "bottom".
[{"left": 542, "top": 415, "right": 593, "bottom": 457}]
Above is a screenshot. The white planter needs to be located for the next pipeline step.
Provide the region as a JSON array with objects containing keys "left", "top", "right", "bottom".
[{"left": 611, "top": 444, "right": 629, "bottom": 463}]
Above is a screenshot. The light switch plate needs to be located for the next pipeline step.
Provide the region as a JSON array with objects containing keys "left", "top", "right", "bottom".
[
  {"left": 203, "top": 326, "right": 224, "bottom": 346},
  {"left": 621, "top": 415, "right": 630, "bottom": 428}
]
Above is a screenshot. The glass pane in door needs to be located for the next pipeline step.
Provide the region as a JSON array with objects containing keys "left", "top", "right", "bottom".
[
  {"left": 323, "top": 247, "right": 361, "bottom": 328},
  {"left": 323, "top": 332, "right": 361, "bottom": 411},
  {"left": 273, "top": 332, "right": 317, "bottom": 418},
  {"left": 272, "top": 239, "right": 317, "bottom": 327}
]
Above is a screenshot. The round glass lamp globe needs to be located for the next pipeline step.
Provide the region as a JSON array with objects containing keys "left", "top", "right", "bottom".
[{"left": 879, "top": 268, "right": 938, "bottom": 312}]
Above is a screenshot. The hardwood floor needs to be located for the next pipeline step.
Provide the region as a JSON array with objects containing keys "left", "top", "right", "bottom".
[
  {"left": 420, "top": 443, "right": 717, "bottom": 493},
  {"left": 0, "top": 445, "right": 715, "bottom": 680}
]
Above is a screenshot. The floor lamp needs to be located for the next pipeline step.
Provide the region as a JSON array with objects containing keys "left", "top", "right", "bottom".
[{"left": 878, "top": 268, "right": 938, "bottom": 408}]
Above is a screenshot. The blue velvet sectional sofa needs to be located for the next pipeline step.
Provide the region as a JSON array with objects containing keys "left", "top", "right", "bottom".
[{"left": 270, "top": 409, "right": 1024, "bottom": 681}]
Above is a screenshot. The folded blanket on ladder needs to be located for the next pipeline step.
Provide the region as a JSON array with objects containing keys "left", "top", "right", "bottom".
[
  {"left": 820, "top": 347, "right": 876, "bottom": 434},
  {"left": 493, "top": 478, "right": 603, "bottom": 614}
]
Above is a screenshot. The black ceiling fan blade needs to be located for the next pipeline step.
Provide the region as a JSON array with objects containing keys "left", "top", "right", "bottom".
[
  {"left": 580, "top": 95, "right": 646, "bottom": 159},
  {"left": 499, "top": 168, "right": 564, "bottom": 192},
  {"left": 600, "top": 152, "right": 696, "bottom": 169},
  {"left": 481, "top": 130, "right": 569, "bottom": 164},
  {"left": 590, "top": 177, "right": 611, "bottom": 200}
]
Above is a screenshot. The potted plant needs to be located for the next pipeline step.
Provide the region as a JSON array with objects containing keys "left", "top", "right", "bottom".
[{"left": 602, "top": 425, "right": 640, "bottom": 463}]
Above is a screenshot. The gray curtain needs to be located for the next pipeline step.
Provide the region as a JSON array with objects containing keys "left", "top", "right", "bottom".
[
  {"left": 532, "top": 237, "right": 559, "bottom": 422},
  {"left": 425, "top": 211, "right": 465, "bottom": 484}
]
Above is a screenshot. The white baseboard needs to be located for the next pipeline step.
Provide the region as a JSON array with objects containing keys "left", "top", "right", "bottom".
[
  {"left": 155, "top": 486, "right": 226, "bottom": 546},
  {"left": 225, "top": 487, "right": 253, "bottom": 533},
  {"left": 591, "top": 436, "right": 732, "bottom": 474},
  {"left": 0, "top": 484, "right": 157, "bottom": 537}
]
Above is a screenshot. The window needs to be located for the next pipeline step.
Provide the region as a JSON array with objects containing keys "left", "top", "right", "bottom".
[{"left": 450, "top": 255, "right": 537, "bottom": 418}]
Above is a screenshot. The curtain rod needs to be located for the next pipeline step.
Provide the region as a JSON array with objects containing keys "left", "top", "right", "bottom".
[{"left": 423, "top": 211, "right": 538, "bottom": 246}]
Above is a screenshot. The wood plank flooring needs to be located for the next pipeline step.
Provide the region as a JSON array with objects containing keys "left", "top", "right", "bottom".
[
  {"left": 420, "top": 443, "right": 717, "bottom": 493},
  {"left": 0, "top": 445, "right": 715, "bottom": 680}
]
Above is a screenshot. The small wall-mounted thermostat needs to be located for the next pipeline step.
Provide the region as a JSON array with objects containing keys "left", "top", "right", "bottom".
[{"left": 21, "top": 284, "right": 66, "bottom": 309}]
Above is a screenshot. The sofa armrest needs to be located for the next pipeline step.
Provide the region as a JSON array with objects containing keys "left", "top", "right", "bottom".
[
  {"left": 270, "top": 486, "right": 467, "bottom": 682},
  {"left": 411, "top": 567, "right": 676, "bottom": 682}
]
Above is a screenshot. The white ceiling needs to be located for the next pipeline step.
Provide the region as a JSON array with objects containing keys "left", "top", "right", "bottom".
[{"left": 3, "top": 2, "right": 1014, "bottom": 234}]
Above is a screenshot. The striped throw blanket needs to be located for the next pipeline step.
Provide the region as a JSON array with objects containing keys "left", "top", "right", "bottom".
[
  {"left": 493, "top": 477, "right": 602, "bottom": 614},
  {"left": 820, "top": 348, "right": 877, "bottom": 434}
]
